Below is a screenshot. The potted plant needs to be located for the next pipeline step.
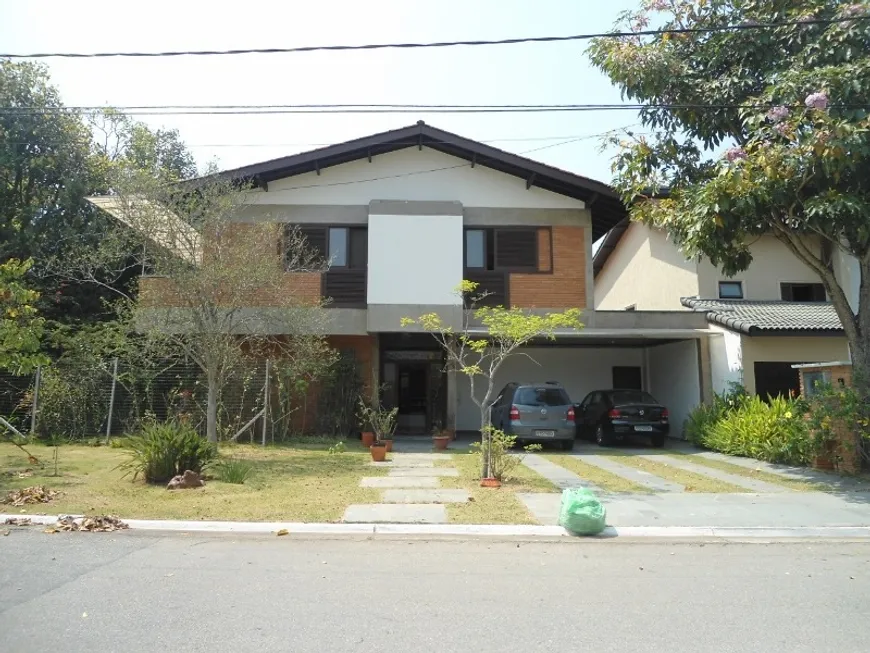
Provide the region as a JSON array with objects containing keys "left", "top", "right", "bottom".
[
  {"left": 432, "top": 425, "right": 450, "bottom": 451},
  {"left": 358, "top": 397, "right": 398, "bottom": 460},
  {"left": 356, "top": 396, "right": 375, "bottom": 448}
]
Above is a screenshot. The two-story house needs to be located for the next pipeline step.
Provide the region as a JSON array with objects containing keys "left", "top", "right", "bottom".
[
  {"left": 594, "top": 221, "right": 853, "bottom": 399},
  {"left": 98, "top": 122, "right": 719, "bottom": 437}
]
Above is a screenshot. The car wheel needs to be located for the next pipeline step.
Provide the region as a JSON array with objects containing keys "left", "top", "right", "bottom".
[
  {"left": 650, "top": 434, "right": 665, "bottom": 448},
  {"left": 595, "top": 425, "right": 612, "bottom": 447},
  {"left": 561, "top": 439, "right": 574, "bottom": 452}
]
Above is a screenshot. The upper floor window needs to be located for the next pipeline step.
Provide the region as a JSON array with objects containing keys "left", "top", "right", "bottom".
[
  {"left": 464, "top": 227, "right": 538, "bottom": 271},
  {"left": 781, "top": 282, "right": 826, "bottom": 302},
  {"left": 718, "top": 281, "right": 744, "bottom": 299},
  {"left": 293, "top": 225, "right": 367, "bottom": 270}
]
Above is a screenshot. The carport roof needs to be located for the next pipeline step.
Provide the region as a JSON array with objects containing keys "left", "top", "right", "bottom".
[{"left": 681, "top": 298, "right": 844, "bottom": 335}]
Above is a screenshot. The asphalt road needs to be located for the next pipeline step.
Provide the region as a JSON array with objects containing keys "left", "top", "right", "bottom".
[{"left": 1, "top": 530, "right": 869, "bottom": 653}]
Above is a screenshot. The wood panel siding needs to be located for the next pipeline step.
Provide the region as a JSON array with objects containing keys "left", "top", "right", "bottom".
[
  {"left": 464, "top": 270, "right": 508, "bottom": 308},
  {"left": 323, "top": 269, "right": 367, "bottom": 307},
  {"left": 510, "top": 225, "right": 586, "bottom": 309}
]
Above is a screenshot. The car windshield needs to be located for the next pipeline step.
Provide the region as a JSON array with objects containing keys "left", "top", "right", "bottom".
[
  {"left": 514, "top": 387, "right": 571, "bottom": 406},
  {"left": 610, "top": 390, "right": 658, "bottom": 405}
]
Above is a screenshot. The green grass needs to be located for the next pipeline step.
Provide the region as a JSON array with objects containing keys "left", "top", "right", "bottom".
[
  {"left": 1, "top": 441, "right": 381, "bottom": 522},
  {"left": 542, "top": 454, "right": 650, "bottom": 493},
  {"left": 665, "top": 452, "right": 826, "bottom": 492},
  {"left": 442, "top": 451, "right": 557, "bottom": 524},
  {"left": 598, "top": 451, "right": 747, "bottom": 493}
]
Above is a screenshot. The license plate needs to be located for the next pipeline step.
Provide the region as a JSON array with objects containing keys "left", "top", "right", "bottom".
[
  {"left": 634, "top": 425, "right": 653, "bottom": 432},
  {"left": 535, "top": 430, "right": 556, "bottom": 438}
]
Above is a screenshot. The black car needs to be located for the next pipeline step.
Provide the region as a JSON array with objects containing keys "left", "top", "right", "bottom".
[{"left": 575, "top": 389, "right": 670, "bottom": 447}]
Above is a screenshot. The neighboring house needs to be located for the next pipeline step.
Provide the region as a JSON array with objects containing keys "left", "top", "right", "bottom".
[
  {"left": 95, "top": 122, "right": 717, "bottom": 436},
  {"left": 593, "top": 221, "right": 853, "bottom": 399}
]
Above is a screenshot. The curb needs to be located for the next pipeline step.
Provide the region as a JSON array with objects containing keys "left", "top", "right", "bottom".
[{"left": 4, "top": 514, "right": 870, "bottom": 539}]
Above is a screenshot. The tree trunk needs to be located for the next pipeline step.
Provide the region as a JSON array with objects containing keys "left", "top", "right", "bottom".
[
  {"left": 206, "top": 370, "right": 219, "bottom": 444},
  {"left": 479, "top": 407, "right": 490, "bottom": 479}
]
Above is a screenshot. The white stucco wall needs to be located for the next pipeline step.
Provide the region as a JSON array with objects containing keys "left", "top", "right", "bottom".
[
  {"left": 740, "top": 335, "right": 850, "bottom": 394},
  {"left": 249, "top": 147, "right": 587, "bottom": 209},
  {"left": 367, "top": 212, "right": 463, "bottom": 306},
  {"left": 454, "top": 347, "right": 644, "bottom": 430},
  {"left": 595, "top": 223, "right": 700, "bottom": 310},
  {"left": 697, "top": 235, "right": 823, "bottom": 300},
  {"left": 646, "top": 340, "right": 701, "bottom": 439},
  {"left": 708, "top": 324, "right": 744, "bottom": 395}
]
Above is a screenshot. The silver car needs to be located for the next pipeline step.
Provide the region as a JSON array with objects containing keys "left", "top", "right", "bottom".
[{"left": 490, "top": 382, "right": 576, "bottom": 450}]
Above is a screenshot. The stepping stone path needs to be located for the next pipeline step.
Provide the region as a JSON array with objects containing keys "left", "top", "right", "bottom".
[{"left": 343, "top": 452, "right": 466, "bottom": 524}]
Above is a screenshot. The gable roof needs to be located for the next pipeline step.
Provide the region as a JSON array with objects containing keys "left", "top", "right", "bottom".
[
  {"left": 199, "top": 121, "right": 627, "bottom": 240},
  {"left": 680, "top": 297, "right": 843, "bottom": 335}
]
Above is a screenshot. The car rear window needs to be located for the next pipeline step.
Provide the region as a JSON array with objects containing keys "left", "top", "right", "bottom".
[
  {"left": 610, "top": 390, "right": 658, "bottom": 405},
  {"left": 514, "top": 387, "right": 571, "bottom": 406}
]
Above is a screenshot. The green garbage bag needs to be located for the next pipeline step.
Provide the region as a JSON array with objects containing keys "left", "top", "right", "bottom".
[{"left": 558, "top": 487, "right": 606, "bottom": 536}]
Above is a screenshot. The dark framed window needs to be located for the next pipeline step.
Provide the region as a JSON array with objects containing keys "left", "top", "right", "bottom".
[
  {"left": 463, "top": 227, "right": 539, "bottom": 271},
  {"left": 465, "top": 229, "right": 485, "bottom": 268},
  {"left": 718, "top": 281, "right": 744, "bottom": 299},
  {"left": 781, "top": 282, "right": 826, "bottom": 302},
  {"left": 325, "top": 227, "right": 367, "bottom": 269}
]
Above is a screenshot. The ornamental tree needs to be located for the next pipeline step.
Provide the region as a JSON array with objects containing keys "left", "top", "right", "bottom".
[
  {"left": 402, "top": 281, "right": 582, "bottom": 479},
  {"left": 589, "top": 0, "right": 870, "bottom": 398},
  {"left": 0, "top": 258, "right": 48, "bottom": 374}
]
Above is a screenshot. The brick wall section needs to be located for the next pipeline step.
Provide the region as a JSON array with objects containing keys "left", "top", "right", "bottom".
[
  {"left": 138, "top": 222, "right": 323, "bottom": 308},
  {"left": 797, "top": 364, "right": 853, "bottom": 396},
  {"left": 537, "top": 227, "right": 552, "bottom": 272},
  {"left": 509, "top": 225, "right": 585, "bottom": 308},
  {"left": 290, "top": 335, "right": 375, "bottom": 434}
]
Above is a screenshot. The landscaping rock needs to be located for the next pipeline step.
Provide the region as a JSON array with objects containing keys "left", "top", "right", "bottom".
[{"left": 166, "top": 470, "right": 205, "bottom": 490}]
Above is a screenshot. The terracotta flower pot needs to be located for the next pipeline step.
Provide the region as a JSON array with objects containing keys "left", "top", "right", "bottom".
[
  {"left": 361, "top": 432, "right": 375, "bottom": 447},
  {"left": 480, "top": 477, "right": 501, "bottom": 488},
  {"left": 433, "top": 435, "right": 450, "bottom": 451},
  {"left": 370, "top": 443, "right": 387, "bottom": 462},
  {"left": 383, "top": 439, "right": 394, "bottom": 453}
]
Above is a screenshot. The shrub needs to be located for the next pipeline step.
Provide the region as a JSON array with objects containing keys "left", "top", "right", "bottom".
[
  {"left": 470, "top": 427, "right": 541, "bottom": 482},
  {"left": 684, "top": 383, "right": 746, "bottom": 446},
  {"left": 699, "top": 394, "right": 812, "bottom": 465},
  {"left": 214, "top": 458, "right": 255, "bottom": 484},
  {"left": 122, "top": 419, "right": 217, "bottom": 483}
]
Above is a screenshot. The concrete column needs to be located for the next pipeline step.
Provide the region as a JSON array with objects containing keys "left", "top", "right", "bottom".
[
  {"left": 697, "top": 336, "right": 713, "bottom": 404},
  {"left": 370, "top": 334, "right": 380, "bottom": 402}
]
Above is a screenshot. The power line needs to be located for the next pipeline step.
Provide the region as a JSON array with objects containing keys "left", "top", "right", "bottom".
[
  {"left": 1, "top": 16, "right": 865, "bottom": 59},
  {"left": 2, "top": 102, "right": 866, "bottom": 117}
]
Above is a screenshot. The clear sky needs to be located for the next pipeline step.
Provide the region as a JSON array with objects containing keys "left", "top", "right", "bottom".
[{"left": 0, "top": 0, "right": 642, "bottom": 183}]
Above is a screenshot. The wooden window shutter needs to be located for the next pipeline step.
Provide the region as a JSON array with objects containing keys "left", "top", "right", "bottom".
[
  {"left": 296, "top": 226, "right": 327, "bottom": 258},
  {"left": 494, "top": 229, "right": 537, "bottom": 269}
]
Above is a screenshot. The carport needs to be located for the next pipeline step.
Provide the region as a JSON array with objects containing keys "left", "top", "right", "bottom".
[{"left": 453, "top": 310, "right": 713, "bottom": 438}]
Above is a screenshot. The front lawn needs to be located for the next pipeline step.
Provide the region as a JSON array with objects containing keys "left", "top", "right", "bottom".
[{"left": 0, "top": 441, "right": 381, "bottom": 523}]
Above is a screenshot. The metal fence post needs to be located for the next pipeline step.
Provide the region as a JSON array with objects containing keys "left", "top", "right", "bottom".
[
  {"left": 30, "top": 365, "right": 41, "bottom": 436},
  {"left": 261, "top": 359, "right": 270, "bottom": 446},
  {"left": 105, "top": 358, "right": 119, "bottom": 443}
]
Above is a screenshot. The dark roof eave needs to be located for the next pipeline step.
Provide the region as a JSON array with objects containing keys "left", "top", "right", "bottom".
[{"left": 184, "top": 122, "right": 627, "bottom": 240}]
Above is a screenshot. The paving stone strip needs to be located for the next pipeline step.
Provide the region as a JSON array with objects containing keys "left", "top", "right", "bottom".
[
  {"left": 574, "top": 454, "right": 685, "bottom": 493},
  {"left": 346, "top": 453, "right": 465, "bottom": 524},
  {"left": 360, "top": 477, "right": 440, "bottom": 489},
  {"left": 522, "top": 454, "right": 602, "bottom": 492},
  {"left": 381, "top": 489, "right": 471, "bottom": 504},
  {"left": 343, "top": 504, "right": 447, "bottom": 523},
  {"left": 640, "top": 455, "right": 788, "bottom": 493},
  {"left": 695, "top": 451, "right": 869, "bottom": 490},
  {"left": 388, "top": 467, "right": 459, "bottom": 478}
]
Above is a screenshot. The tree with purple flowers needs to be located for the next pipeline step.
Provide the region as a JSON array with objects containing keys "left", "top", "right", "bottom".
[{"left": 589, "top": 0, "right": 870, "bottom": 399}]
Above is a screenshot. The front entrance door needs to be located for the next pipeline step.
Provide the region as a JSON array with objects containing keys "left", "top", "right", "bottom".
[{"left": 396, "top": 363, "right": 428, "bottom": 433}]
